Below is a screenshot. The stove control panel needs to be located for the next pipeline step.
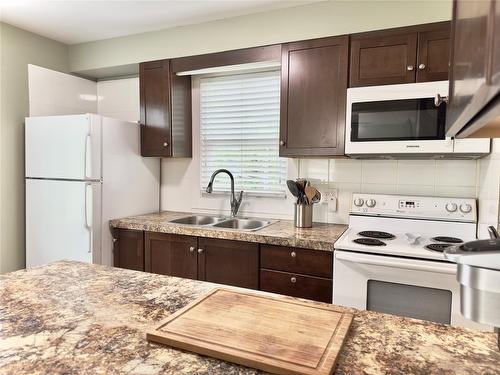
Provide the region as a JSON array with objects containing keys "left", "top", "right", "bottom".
[{"left": 351, "top": 193, "right": 477, "bottom": 223}]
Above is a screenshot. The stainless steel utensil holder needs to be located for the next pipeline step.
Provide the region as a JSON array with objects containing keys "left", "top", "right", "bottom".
[{"left": 294, "top": 204, "right": 312, "bottom": 228}]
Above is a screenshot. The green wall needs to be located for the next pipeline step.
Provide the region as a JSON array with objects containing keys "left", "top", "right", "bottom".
[
  {"left": 69, "top": 0, "right": 452, "bottom": 75},
  {"left": 0, "top": 22, "right": 69, "bottom": 273}
]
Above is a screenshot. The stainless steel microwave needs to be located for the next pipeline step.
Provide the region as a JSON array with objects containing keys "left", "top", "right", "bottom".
[{"left": 344, "top": 81, "right": 490, "bottom": 158}]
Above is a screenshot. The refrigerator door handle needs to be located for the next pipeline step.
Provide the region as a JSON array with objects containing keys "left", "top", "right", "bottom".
[
  {"left": 84, "top": 134, "right": 91, "bottom": 179},
  {"left": 84, "top": 183, "right": 93, "bottom": 253}
]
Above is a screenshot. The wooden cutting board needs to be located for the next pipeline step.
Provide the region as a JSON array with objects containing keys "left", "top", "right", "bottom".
[{"left": 147, "top": 288, "right": 353, "bottom": 375}]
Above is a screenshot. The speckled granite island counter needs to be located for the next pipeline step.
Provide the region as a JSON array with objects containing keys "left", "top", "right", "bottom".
[
  {"left": 110, "top": 211, "right": 348, "bottom": 252},
  {"left": 1, "top": 261, "right": 499, "bottom": 375}
]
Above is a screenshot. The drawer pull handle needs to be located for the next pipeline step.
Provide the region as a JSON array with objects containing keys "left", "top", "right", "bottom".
[
  {"left": 290, "top": 277, "right": 297, "bottom": 283},
  {"left": 189, "top": 246, "right": 195, "bottom": 253},
  {"left": 198, "top": 248, "right": 204, "bottom": 254},
  {"left": 290, "top": 251, "right": 296, "bottom": 258}
]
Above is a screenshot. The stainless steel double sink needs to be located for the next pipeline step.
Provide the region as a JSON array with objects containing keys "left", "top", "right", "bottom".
[{"left": 168, "top": 215, "right": 276, "bottom": 231}]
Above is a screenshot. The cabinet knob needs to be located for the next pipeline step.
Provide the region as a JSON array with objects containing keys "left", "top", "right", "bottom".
[
  {"left": 418, "top": 63, "right": 426, "bottom": 70},
  {"left": 290, "top": 251, "right": 296, "bottom": 258},
  {"left": 279, "top": 140, "right": 286, "bottom": 146},
  {"left": 112, "top": 238, "right": 117, "bottom": 243},
  {"left": 163, "top": 142, "right": 169, "bottom": 147},
  {"left": 189, "top": 246, "right": 195, "bottom": 253},
  {"left": 290, "top": 277, "right": 297, "bottom": 283},
  {"left": 407, "top": 65, "right": 414, "bottom": 71},
  {"left": 198, "top": 248, "right": 204, "bottom": 254}
]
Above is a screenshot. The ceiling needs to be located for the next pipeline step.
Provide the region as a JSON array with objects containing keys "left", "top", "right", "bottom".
[{"left": 0, "top": 0, "right": 320, "bottom": 45}]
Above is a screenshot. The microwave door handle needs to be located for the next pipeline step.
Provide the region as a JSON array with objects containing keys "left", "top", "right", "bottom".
[{"left": 335, "top": 251, "right": 456, "bottom": 274}]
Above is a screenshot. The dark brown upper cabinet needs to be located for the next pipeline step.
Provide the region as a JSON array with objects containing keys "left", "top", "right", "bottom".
[
  {"left": 446, "top": 0, "right": 500, "bottom": 138},
  {"left": 112, "top": 228, "right": 144, "bottom": 271},
  {"left": 350, "top": 22, "right": 451, "bottom": 87},
  {"left": 280, "top": 36, "right": 349, "bottom": 157},
  {"left": 139, "top": 59, "right": 192, "bottom": 157}
]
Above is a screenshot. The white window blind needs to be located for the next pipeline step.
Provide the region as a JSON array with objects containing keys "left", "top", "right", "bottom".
[{"left": 200, "top": 70, "right": 287, "bottom": 196}]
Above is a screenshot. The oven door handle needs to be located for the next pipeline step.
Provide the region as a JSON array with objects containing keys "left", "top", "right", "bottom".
[{"left": 335, "top": 251, "right": 457, "bottom": 274}]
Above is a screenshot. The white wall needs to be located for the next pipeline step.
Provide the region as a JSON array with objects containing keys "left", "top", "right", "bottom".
[
  {"left": 97, "top": 77, "right": 500, "bottom": 238},
  {"left": 1, "top": 23, "right": 69, "bottom": 274},
  {"left": 69, "top": 1, "right": 452, "bottom": 75},
  {"left": 28, "top": 65, "right": 97, "bottom": 116},
  {"left": 476, "top": 140, "right": 500, "bottom": 238}
]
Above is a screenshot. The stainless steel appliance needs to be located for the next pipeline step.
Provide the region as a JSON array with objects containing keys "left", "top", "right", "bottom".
[
  {"left": 333, "top": 193, "right": 489, "bottom": 330},
  {"left": 345, "top": 81, "right": 490, "bottom": 158},
  {"left": 445, "top": 226, "right": 500, "bottom": 348}
]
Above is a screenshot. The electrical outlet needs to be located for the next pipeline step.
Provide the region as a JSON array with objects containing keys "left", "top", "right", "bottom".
[{"left": 322, "top": 189, "right": 338, "bottom": 212}]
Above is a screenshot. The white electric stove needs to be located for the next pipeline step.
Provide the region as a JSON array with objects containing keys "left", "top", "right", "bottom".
[{"left": 333, "top": 193, "right": 489, "bottom": 330}]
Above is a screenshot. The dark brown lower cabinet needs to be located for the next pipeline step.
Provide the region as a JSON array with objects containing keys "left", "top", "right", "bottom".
[
  {"left": 142, "top": 233, "right": 259, "bottom": 289},
  {"left": 198, "top": 238, "right": 259, "bottom": 289},
  {"left": 112, "top": 229, "right": 331, "bottom": 302},
  {"left": 260, "top": 269, "right": 333, "bottom": 303},
  {"left": 144, "top": 232, "right": 198, "bottom": 279},
  {"left": 112, "top": 228, "right": 144, "bottom": 271},
  {"left": 260, "top": 245, "right": 333, "bottom": 303}
]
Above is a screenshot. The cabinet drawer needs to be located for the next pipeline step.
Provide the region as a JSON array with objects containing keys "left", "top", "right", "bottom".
[
  {"left": 260, "top": 245, "right": 332, "bottom": 278},
  {"left": 260, "top": 269, "right": 332, "bottom": 303}
]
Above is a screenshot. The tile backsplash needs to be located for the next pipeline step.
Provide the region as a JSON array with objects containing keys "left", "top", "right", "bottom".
[
  {"left": 94, "top": 77, "right": 499, "bottom": 237},
  {"left": 299, "top": 158, "right": 481, "bottom": 224}
]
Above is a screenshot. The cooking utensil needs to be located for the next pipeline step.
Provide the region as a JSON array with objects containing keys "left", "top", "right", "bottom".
[
  {"left": 312, "top": 190, "right": 321, "bottom": 203},
  {"left": 286, "top": 180, "right": 300, "bottom": 198},
  {"left": 147, "top": 288, "right": 353, "bottom": 375},
  {"left": 305, "top": 186, "right": 317, "bottom": 205}
]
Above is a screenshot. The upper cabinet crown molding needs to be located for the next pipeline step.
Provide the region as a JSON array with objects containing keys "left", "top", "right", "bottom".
[
  {"left": 349, "top": 21, "right": 451, "bottom": 87},
  {"left": 140, "top": 59, "right": 192, "bottom": 157}
]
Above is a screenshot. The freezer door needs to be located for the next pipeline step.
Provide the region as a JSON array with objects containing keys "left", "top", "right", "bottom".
[
  {"left": 25, "top": 114, "right": 102, "bottom": 180},
  {"left": 26, "top": 179, "right": 102, "bottom": 267}
]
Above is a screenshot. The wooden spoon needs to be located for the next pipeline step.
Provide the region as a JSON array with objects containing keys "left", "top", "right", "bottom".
[{"left": 305, "top": 186, "right": 317, "bottom": 205}]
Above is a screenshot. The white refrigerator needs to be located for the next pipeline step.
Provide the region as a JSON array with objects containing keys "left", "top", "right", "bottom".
[{"left": 25, "top": 114, "right": 160, "bottom": 267}]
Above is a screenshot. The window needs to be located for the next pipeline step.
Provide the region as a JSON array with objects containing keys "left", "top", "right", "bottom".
[{"left": 200, "top": 70, "right": 287, "bottom": 197}]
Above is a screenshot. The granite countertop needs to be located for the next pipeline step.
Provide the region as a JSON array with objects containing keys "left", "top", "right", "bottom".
[
  {"left": 110, "top": 211, "right": 348, "bottom": 251},
  {"left": 1, "top": 261, "right": 499, "bottom": 375}
]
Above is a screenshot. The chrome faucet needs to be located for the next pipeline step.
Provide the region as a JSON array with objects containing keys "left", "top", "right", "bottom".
[{"left": 205, "top": 169, "right": 243, "bottom": 218}]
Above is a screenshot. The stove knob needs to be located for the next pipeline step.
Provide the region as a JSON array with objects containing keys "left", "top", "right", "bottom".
[
  {"left": 445, "top": 202, "right": 458, "bottom": 213},
  {"left": 460, "top": 203, "right": 472, "bottom": 213},
  {"left": 366, "top": 199, "right": 376, "bottom": 208},
  {"left": 354, "top": 198, "right": 364, "bottom": 207}
]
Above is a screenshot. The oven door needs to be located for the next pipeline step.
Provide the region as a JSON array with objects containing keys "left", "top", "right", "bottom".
[
  {"left": 345, "top": 81, "right": 453, "bottom": 156},
  {"left": 333, "top": 250, "right": 487, "bottom": 330}
]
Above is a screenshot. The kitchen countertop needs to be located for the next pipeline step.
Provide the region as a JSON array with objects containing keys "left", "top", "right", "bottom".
[
  {"left": 110, "top": 211, "right": 348, "bottom": 251},
  {"left": 1, "top": 261, "right": 499, "bottom": 375}
]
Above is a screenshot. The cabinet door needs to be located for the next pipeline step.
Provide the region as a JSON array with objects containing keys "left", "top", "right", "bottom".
[
  {"left": 447, "top": 0, "right": 500, "bottom": 137},
  {"left": 350, "top": 32, "right": 417, "bottom": 87},
  {"left": 280, "top": 36, "right": 348, "bottom": 157},
  {"left": 417, "top": 26, "right": 451, "bottom": 82},
  {"left": 144, "top": 232, "right": 198, "bottom": 279},
  {"left": 140, "top": 60, "right": 171, "bottom": 157},
  {"left": 113, "top": 228, "right": 144, "bottom": 271},
  {"left": 198, "top": 238, "right": 259, "bottom": 289}
]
